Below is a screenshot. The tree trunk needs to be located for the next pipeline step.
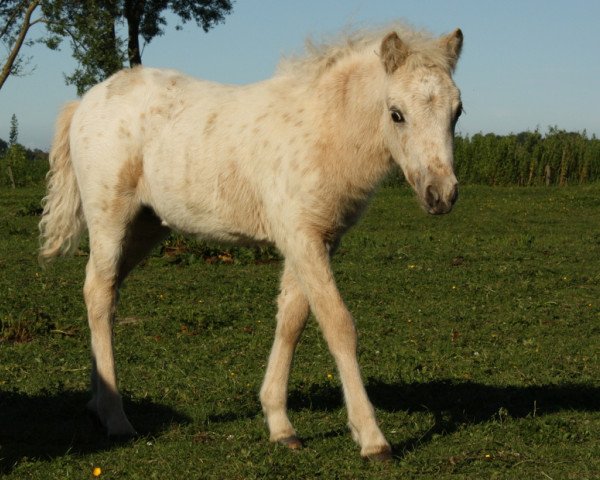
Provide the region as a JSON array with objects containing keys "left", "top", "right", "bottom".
[
  {"left": 7, "top": 165, "right": 16, "bottom": 189},
  {"left": 124, "top": 0, "right": 144, "bottom": 66},
  {"left": 0, "top": 1, "right": 41, "bottom": 91},
  {"left": 545, "top": 164, "right": 551, "bottom": 186}
]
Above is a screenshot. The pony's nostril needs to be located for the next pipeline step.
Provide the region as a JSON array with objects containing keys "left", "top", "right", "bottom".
[
  {"left": 450, "top": 184, "right": 459, "bottom": 205},
  {"left": 425, "top": 185, "right": 440, "bottom": 208}
]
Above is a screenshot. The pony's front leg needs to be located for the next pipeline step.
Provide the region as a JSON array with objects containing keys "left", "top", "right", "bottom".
[
  {"left": 84, "top": 255, "right": 136, "bottom": 437},
  {"left": 287, "top": 237, "right": 391, "bottom": 460},
  {"left": 260, "top": 262, "right": 309, "bottom": 448}
]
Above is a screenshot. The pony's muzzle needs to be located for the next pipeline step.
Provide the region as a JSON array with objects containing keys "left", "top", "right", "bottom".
[{"left": 425, "top": 183, "right": 458, "bottom": 215}]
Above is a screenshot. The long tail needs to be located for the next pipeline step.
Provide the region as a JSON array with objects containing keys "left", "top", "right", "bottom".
[{"left": 39, "top": 101, "right": 85, "bottom": 265}]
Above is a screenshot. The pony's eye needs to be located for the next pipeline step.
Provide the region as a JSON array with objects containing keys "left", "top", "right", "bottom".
[
  {"left": 390, "top": 109, "right": 404, "bottom": 123},
  {"left": 453, "top": 103, "right": 463, "bottom": 123}
]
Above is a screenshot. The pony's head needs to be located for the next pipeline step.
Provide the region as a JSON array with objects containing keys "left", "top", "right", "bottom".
[{"left": 380, "top": 29, "right": 463, "bottom": 214}]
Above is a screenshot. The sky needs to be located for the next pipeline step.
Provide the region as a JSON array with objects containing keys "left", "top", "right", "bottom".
[{"left": 1, "top": 0, "right": 599, "bottom": 150}]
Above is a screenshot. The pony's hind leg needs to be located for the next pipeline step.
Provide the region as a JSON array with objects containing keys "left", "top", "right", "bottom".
[
  {"left": 84, "top": 231, "right": 135, "bottom": 437},
  {"left": 85, "top": 205, "right": 169, "bottom": 437},
  {"left": 260, "top": 261, "right": 310, "bottom": 448}
]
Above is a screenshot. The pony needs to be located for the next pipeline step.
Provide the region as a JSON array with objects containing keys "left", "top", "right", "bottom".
[{"left": 39, "top": 23, "right": 463, "bottom": 460}]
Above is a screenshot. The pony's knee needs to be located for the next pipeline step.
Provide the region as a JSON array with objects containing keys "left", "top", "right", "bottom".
[
  {"left": 317, "top": 310, "right": 358, "bottom": 355},
  {"left": 276, "top": 296, "right": 309, "bottom": 339}
]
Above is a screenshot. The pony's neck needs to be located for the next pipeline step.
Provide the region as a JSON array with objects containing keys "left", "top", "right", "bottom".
[{"left": 314, "top": 52, "right": 392, "bottom": 193}]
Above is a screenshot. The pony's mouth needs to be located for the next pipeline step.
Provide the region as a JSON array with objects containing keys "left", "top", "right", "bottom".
[
  {"left": 422, "top": 183, "right": 458, "bottom": 215},
  {"left": 426, "top": 202, "right": 454, "bottom": 215}
]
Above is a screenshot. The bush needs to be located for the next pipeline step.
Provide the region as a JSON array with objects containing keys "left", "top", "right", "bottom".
[
  {"left": 0, "top": 144, "right": 49, "bottom": 187},
  {"left": 454, "top": 128, "right": 600, "bottom": 186}
]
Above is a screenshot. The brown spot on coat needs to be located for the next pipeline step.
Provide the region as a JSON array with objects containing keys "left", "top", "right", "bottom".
[
  {"left": 150, "top": 106, "right": 167, "bottom": 117},
  {"left": 167, "top": 75, "right": 183, "bottom": 90},
  {"left": 217, "top": 162, "right": 267, "bottom": 238},
  {"left": 118, "top": 123, "right": 132, "bottom": 139},
  {"left": 106, "top": 67, "right": 145, "bottom": 98},
  {"left": 110, "top": 153, "right": 144, "bottom": 223},
  {"left": 204, "top": 112, "right": 218, "bottom": 137},
  {"left": 118, "top": 154, "right": 143, "bottom": 193},
  {"left": 114, "top": 154, "right": 143, "bottom": 209},
  {"left": 427, "top": 157, "right": 450, "bottom": 176}
]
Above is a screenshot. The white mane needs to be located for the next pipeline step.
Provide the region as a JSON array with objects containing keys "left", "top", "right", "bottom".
[{"left": 276, "top": 22, "right": 456, "bottom": 83}]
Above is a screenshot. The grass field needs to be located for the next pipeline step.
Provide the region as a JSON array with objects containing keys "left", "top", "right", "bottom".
[{"left": 1, "top": 185, "right": 599, "bottom": 479}]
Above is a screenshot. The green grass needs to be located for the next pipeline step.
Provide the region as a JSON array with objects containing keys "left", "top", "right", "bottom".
[{"left": 1, "top": 185, "right": 599, "bottom": 479}]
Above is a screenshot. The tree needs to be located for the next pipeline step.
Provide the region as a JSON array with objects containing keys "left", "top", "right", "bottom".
[
  {"left": 9, "top": 113, "right": 18, "bottom": 145},
  {"left": 3, "top": 113, "right": 20, "bottom": 187},
  {"left": 43, "top": 1, "right": 127, "bottom": 95},
  {"left": 44, "top": 0, "right": 234, "bottom": 95},
  {"left": 1, "top": 1, "right": 234, "bottom": 95},
  {"left": 2, "top": 143, "right": 28, "bottom": 188},
  {"left": 0, "top": 1, "right": 43, "bottom": 91}
]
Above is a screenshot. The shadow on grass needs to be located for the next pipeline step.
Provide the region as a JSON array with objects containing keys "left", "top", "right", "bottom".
[
  {"left": 285, "top": 379, "right": 599, "bottom": 456},
  {"left": 0, "top": 389, "right": 190, "bottom": 474},
  {"left": 367, "top": 380, "right": 599, "bottom": 457},
  {"left": 2, "top": 381, "right": 597, "bottom": 470}
]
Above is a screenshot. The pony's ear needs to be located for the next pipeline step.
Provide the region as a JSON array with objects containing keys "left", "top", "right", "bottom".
[
  {"left": 441, "top": 28, "right": 463, "bottom": 70},
  {"left": 380, "top": 32, "right": 409, "bottom": 74}
]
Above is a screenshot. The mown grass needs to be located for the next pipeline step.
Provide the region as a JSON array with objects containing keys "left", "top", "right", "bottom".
[{"left": 1, "top": 185, "right": 599, "bottom": 479}]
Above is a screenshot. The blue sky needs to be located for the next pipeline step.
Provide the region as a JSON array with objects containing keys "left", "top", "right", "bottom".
[{"left": 1, "top": 0, "right": 599, "bottom": 149}]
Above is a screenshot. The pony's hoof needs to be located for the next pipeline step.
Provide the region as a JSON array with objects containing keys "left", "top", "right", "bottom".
[
  {"left": 86, "top": 408, "right": 105, "bottom": 432},
  {"left": 277, "top": 435, "right": 303, "bottom": 450},
  {"left": 86, "top": 409, "right": 137, "bottom": 439},
  {"left": 106, "top": 421, "right": 138, "bottom": 440},
  {"left": 108, "top": 431, "right": 138, "bottom": 443},
  {"left": 363, "top": 447, "right": 393, "bottom": 462}
]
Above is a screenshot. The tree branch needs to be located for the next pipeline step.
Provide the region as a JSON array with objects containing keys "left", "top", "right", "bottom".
[{"left": 0, "top": 1, "right": 28, "bottom": 40}]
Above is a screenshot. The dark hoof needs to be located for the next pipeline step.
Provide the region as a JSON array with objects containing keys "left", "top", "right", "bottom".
[
  {"left": 86, "top": 410, "right": 137, "bottom": 441},
  {"left": 108, "top": 432, "right": 138, "bottom": 443},
  {"left": 86, "top": 409, "right": 106, "bottom": 433},
  {"left": 277, "top": 435, "right": 303, "bottom": 450},
  {"left": 364, "top": 448, "right": 393, "bottom": 462}
]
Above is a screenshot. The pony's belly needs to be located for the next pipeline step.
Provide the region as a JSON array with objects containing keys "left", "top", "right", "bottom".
[
  {"left": 141, "top": 150, "right": 273, "bottom": 245},
  {"left": 146, "top": 193, "right": 272, "bottom": 246}
]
